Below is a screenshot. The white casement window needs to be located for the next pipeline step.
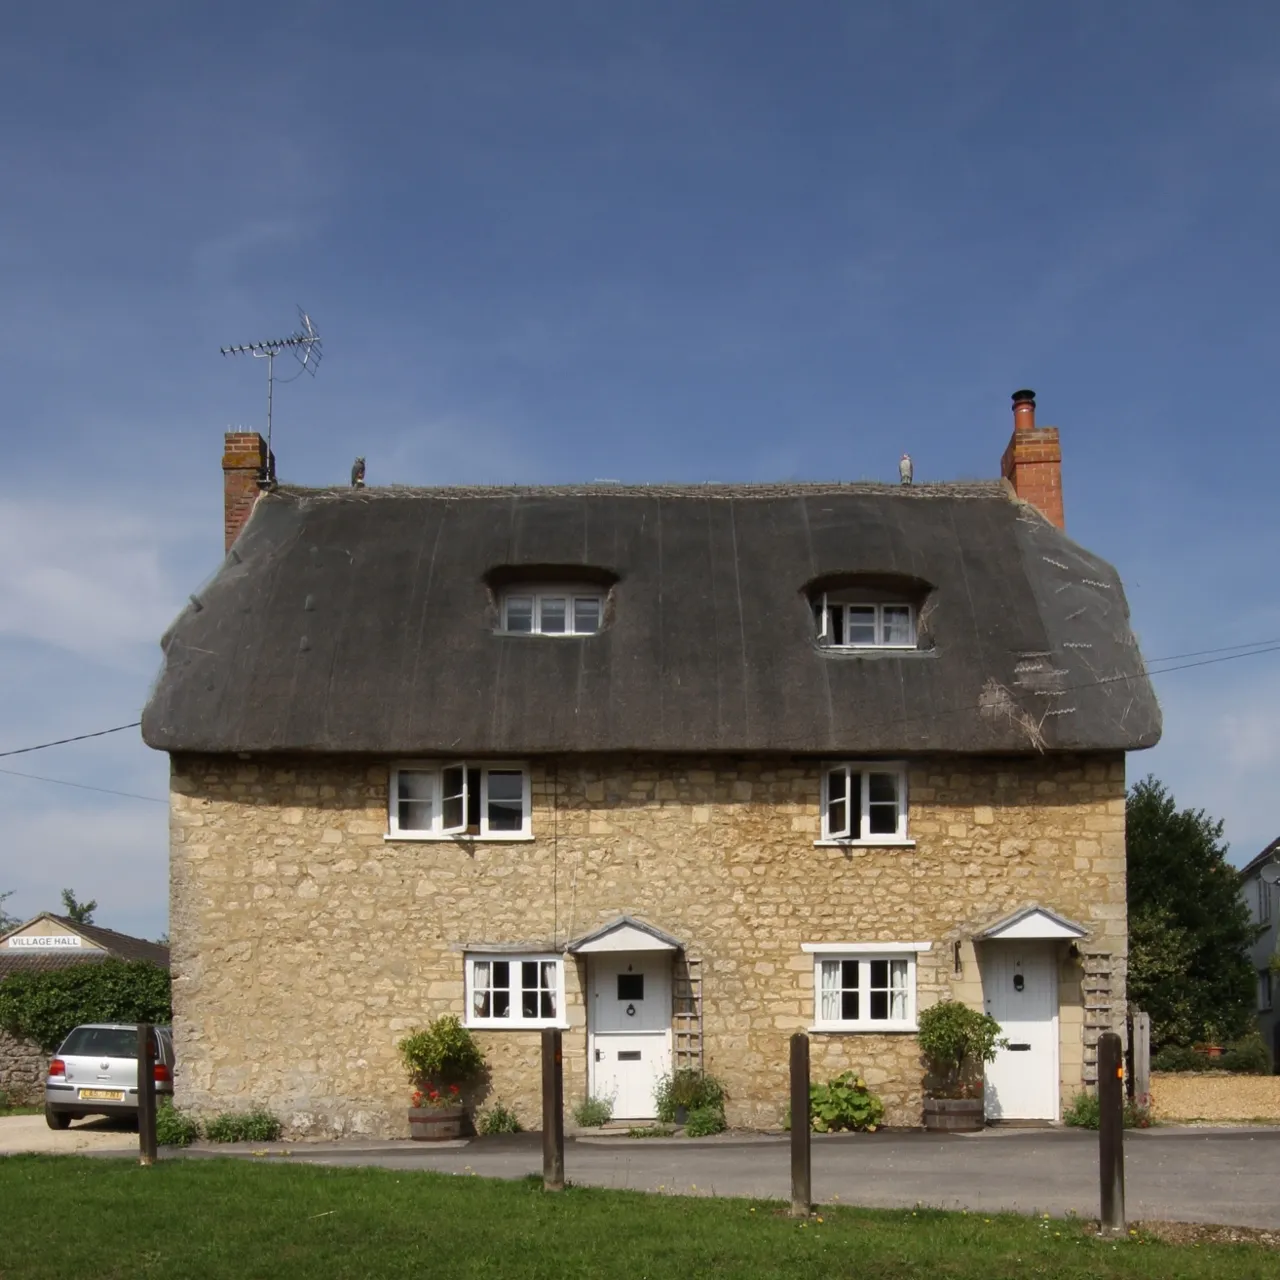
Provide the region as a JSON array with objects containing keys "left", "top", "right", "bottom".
[
  {"left": 803, "top": 943, "right": 926, "bottom": 1032},
  {"left": 822, "top": 764, "right": 909, "bottom": 843},
  {"left": 466, "top": 953, "right": 564, "bottom": 1028},
  {"left": 813, "top": 595, "right": 916, "bottom": 649},
  {"left": 501, "top": 589, "right": 604, "bottom": 636},
  {"left": 388, "top": 763, "right": 531, "bottom": 840},
  {"left": 1258, "top": 878, "right": 1273, "bottom": 925},
  {"left": 1259, "top": 968, "right": 1274, "bottom": 1014}
]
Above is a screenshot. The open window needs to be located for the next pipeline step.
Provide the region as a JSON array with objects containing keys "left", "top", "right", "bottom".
[
  {"left": 822, "top": 764, "right": 909, "bottom": 843},
  {"left": 805, "top": 574, "right": 930, "bottom": 651},
  {"left": 389, "top": 763, "right": 531, "bottom": 839}
]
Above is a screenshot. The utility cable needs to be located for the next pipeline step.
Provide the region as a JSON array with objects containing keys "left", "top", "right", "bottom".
[{"left": 0, "top": 722, "right": 141, "bottom": 759}]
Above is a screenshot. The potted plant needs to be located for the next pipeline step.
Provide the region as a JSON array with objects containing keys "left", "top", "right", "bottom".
[
  {"left": 399, "top": 1015, "right": 485, "bottom": 1140},
  {"left": 1193, "top": 1022, "right": 1224, "bottom": 1059},
  {"left": 917, "top": 1000, "right": 1005, "bottom": 1132}
]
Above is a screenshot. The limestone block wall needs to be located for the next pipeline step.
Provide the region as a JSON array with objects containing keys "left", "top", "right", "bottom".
[
  {"left": 0, "top": 1029, "right": 46, "bottom": 1105},
  {"left": 168, "top": 752, "right": 1127, "bottom": 1137}
]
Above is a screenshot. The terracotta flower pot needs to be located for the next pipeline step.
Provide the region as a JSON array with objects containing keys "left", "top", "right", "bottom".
[
  {"left": 408, "top": 1105, "right": 466, "bottom": 1141},
  {"left": 923, "top": 1097, "right": 985, "bottom": 1132}
]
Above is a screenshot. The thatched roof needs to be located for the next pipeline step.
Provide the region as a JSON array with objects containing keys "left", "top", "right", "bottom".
[{"left": 141, "top": 481, "right": 1160, "bottom": 757}]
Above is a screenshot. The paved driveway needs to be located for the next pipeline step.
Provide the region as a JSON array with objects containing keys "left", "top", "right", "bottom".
[
  {"left": 172, "top": 1127, "right": 1280, "bottom": 1230},
  {"left": 0, "top": 1114, "right": 137, "bottom": 1156}
]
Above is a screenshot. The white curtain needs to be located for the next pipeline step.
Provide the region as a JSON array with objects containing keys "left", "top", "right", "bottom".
[
  {"left": 889, "top": 960, "right": 909, "bottom": 1020},
  {"left": 820, "top": 960, "right": 842, "bottom": 1022}
]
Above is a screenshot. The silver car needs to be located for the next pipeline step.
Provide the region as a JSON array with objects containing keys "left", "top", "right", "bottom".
[{"left": 44, "top": 1023, "right": 175, "bottom": 1129}]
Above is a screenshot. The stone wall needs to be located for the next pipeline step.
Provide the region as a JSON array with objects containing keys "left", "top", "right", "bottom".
[
  {"left": 0, "top": 1030, "right": 46, "bottom": 1106},
  {"left": 168, "top": 752, "right": 1127, "bottom": 1136},
  {"left": 1150, "top": 1072, "right": 1280, "bottom": 1123}
]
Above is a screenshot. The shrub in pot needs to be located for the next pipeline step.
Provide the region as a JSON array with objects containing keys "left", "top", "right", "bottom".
[
  {"left": 917, "top": 1000, "right": 1004, "bottom": 1131},
  {"left": 399, "top": 1015, "right": 486, "bottom": 1140},
  {"left": 654, "top": 1069, "right": 727, "bottom": 1126}
]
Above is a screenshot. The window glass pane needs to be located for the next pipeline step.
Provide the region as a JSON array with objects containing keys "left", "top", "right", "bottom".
[
  {"left": 868, "top": 773, "right": 898, "bottom": 804},
  {"left": 441, "top": 766, "right": 466, "bottom": 831},
  {"left": 819, "top": 961, "right": 841, "bottom": 1021},
  {"left": 466, "top": 768, "right": 482, "bottom": 830},
  {"left": 492, "top": 960, "right": 510, "bottom": 1018},
  {"left": 573, "top": 597, "right": 601, "bottom": 633},
  {"left": 505, "top": 596, "right": 534, "bottom": 633},
  {"left": 883, "top": 605, "right": 913, "bottom": 645},
  {"left": 617, "top": 974, "right": 644, "bottom": 1001},
  {"left": 868, "top": 959, "right": 888, "bottom": 989},
  {"left": 890, "top": 959, "right": 909, "bottom": 1020},
  {"left": 841, "top": 988, "right": 860, "bottom": 1020},
  {"left": 542, "top": 961, "right": 558, "bottom": 1019},
  {"left": 472, "top": 961, "right": 491, "bottom": 1018},
  {"left": 825, "top": 769, "right": 849, "bottom": 837},
  {"left": 540, "top": 597, "right": 567, "bottom": 633},
  {"left": 846, "top": 606, "right": 876, "bottom": 645},
  {"left": 812, "top": 599, "right": 826, "bottom": 638},
  {"left": 869, "top": 989, "right": 889, "bottom": 1020},
  {"left": 831, "top": 605, "right": 845, "bottom": 646},
  {"left": 521, "top": 960, "right": 539, "bottom": 1017},
  {"left": 397, "top": 770, "right": 433, "bottom": 831},
  {"left": 868, "top": 772, "right": 899, "bottom": 835},
  {"left": 487, "top": 770, "right": 524, "bottom": 832}
]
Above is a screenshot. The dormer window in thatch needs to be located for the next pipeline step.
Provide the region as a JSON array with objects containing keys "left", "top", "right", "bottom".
[
  {"left": 807, "top": 574, "right": 930, "bottom": 651},
  {"left": 500, "top": 587, "right": 604, "bottom": 635}
]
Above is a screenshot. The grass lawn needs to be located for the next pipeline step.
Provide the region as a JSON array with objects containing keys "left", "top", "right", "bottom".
[{"left": 0, "top": 1156, "right": 1276, "bottom": 1279}]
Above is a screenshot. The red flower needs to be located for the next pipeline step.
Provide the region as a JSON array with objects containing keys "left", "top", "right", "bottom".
[{"left": 449, "top": 1084, "right": 460, "bottom": 1095}]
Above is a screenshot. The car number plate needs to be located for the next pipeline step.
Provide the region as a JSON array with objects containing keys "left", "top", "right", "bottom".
[{"left": 79, "top": 1089, "right": 124, "bottom": 1101}]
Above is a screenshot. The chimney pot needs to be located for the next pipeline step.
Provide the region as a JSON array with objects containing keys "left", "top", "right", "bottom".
[
  {"left": 1000, "top": 389, "right": 1063, "bottom": 529},
  {"left": 1012, "top": 388, "right": 1036, "bottom": 431}
]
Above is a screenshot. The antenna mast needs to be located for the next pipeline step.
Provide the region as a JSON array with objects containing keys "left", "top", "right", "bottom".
[{"left": 219, "top": 307, "right": 323, "bottom": 480}]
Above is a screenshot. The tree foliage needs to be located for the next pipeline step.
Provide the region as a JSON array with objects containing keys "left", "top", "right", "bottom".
[
  {"left": 0, "top": 891, "right": 19, "bottom": 933},
  {"left": 0, "top": 960, "right": 171, "bottom": 1051},
  {"left": 1126, "top": 776, "right": 1257, "bottom": 1049},
  {"left": 59, "top": 889, "right": 97, "bottom": 925}
]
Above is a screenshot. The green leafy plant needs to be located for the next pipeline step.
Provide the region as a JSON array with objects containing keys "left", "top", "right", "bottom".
[
  {"left": 807, "top": 1071, "right": 885, "bottom": 1132},
  {"left": 204, "top": 1108, "right": 282, "bottom": 1143},
  {"left": 398, "top": 1015, "right": 485, "bottom": 1090},
  {"left": 1151, "top": 1044, "right": 1207, "bottom": 1073},
  {"left": 0, "top": 960, "right": 171, "bottom": 1052},
  {"left": 59, "top": 889, "right": 97, "bottom": 925},
  {"left": 654, "top": 1069, "right": 727, "bottom": 1122},
  {"left": 917, "top": 1000, "right": 1005, "bottom": 1099},
  {"left": 626, "top": 1124, "right": 674, "bottom": 1138},
  {"left": 1062, "top": 1091, "right": 1151, "bottom": 1130},
  {"left": 683, "top": 1104, "right": 727, "bottom": 1137},
  {"left": 571, "top": 1096, "right": 613, "bottom": 1128},
  {"left": 1219, "top": 1033, "right": 1271, "bottom": 1075},
  {"left": 478, "top": 1102, "right": 522, "bottom": 1134},
  {"left": 155, "top": 1099, "right": 201, "bottom": 1147}
]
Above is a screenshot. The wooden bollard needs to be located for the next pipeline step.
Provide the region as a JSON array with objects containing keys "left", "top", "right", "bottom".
[
  {"left": 1098, "top": 1031, "right": 1126, "bottom": 1236},
  {"left": 137, "top": 1023, "right": 157, "bottom": 1167},
  {"left": 541, "top": 1027, "right": 564, "bottom": 1191},
  {"left": 789, "top": 1033, "right": 811, "bottom": 1217}
]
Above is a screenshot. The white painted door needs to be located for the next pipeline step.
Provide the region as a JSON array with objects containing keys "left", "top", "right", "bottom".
[
  {"left": 981, "top": 943, "right": 1058, "bottom": 1120},
  {"left": 590, "top": 955, "right": 672, "bottom": 1120}
]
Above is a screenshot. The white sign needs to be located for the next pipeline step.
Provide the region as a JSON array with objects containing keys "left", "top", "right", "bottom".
[{"left": 7, "top": 935, "right": 83, "bottom": 949}]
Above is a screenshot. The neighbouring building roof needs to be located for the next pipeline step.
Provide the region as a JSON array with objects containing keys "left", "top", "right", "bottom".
[
  {"left": 0, "top": 913, "right": 169, "bottom": 980},
  {"left": 1239, "top": 836, "right": 1280, "bottom": 880},
  {"left": 141, "top": 481, "right": 1161, "bottom": 757}
]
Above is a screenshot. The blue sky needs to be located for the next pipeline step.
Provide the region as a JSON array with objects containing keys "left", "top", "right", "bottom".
[{"left": 2, "top": 2, "right": 1279, "bottom": 938}]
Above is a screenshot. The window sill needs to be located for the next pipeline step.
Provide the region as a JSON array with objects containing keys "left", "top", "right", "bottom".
[
  {"left": 464, "top": 1021, "right": 571, "bottom": 1032},
  {"left": 808, "top": 1024, "right": 919, "bottom": 1035},
  {"left": 384, "top": 833, "right": 535, "bottom": 843},
  {"left": 814, "top": 838, "right": 916, "bottom": 849}
]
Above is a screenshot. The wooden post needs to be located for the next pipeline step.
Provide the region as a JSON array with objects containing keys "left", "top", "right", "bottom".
[
  {"left": 789, "top": 1032, "right": 811, "bottom": 1217},
  {"left": 1131, "top": 1012, "right": 1151, "bottom": 1109},
  {"left": 137, "top": 1023, "right": 157, "bottom": 1167},
  {"left": 541, "top": 1027, "right": 564, "bottom": 1191},
  {"left": 1097, "top": 1031, "right": 1125, "bottom": 1236}
]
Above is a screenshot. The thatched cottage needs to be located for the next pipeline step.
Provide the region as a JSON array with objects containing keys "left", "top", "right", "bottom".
[{"left": 142, "top": 390, "right": 1159, "bottom": 1135}]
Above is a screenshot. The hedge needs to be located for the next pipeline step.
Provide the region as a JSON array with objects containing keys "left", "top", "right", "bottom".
[{"left": 0, "top": 960, "right": 171, "bottom": 1052}]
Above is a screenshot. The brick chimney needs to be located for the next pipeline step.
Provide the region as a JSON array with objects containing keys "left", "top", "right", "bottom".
[
  {"left": 1000, "top": 389, "right": 1064, "bottom": 529},
  {"left": 223, "top": 431, "right": 268, "bottom": 552}
]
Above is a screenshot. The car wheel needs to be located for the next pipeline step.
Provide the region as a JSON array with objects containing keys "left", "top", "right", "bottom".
[{"left": 45, "top": 1106, "right": 72, "bottom": 1131}]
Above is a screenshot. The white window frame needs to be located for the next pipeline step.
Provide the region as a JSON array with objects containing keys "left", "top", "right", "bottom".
[
  {"left": 386, "top": 762, "right": 533, "bottom": 841},
  {"left": 499, "top": 588, "right": 605, "bottom": 636},
  {"left": 1258, "top": 877, "right": 1273, "bottom": 925},
  {"left": 818, "top": 763, "right": 911, "bottom": 845},
  {"left": 814, "top": 594, "right": 916, "bottom": 649},
  {"left": 1259, "top": 967, "right": 1274, "bottom": 1014},
  {"left": 802, "top": 942, "right": 929, "bottom": 1033},
  {"left": 465, "top": 952, "right": 566, "bottom": 1029}
]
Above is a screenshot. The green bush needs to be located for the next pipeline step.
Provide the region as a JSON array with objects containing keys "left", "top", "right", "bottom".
[
  {"left": 204, "top": 1108, "right": 282, "bottom": 1143},
  {"left": 654, "top": 1069, "right": 727, "bottom": 1122},
  {"left": 1062, "top": 1092, "right": 1151, "bottom": 1129},
  {"left": 808, "top": 1071, "right": 885, "bottom": 1133},
  {"left": 917, "top": 1001, "right": 1004, "bottom": 1098},
  {"left": 155, "top": 1099, "right": 201, "bottom": 1147},
  {"left": 683, "top": 1104, "right": 726, "bottom": 1137},
  {"left": 1219, "top": 1033, "right": 1272, "bottom": 1075},
  {"left": 625, "top": 1124, "right": 674, "bottom": 1138},
  {"left": 571, "top": 1096, "right": 613, "bottom": 1128},
  {"left": 478, "top": 1102, "right": 522, "bottom": 1134},
  {"left": 0, "top": 960, "right": 171, "bottom": 1052},
  {"left": 1152, "top": 1044, "right": 1206, "bottom": 1072},
  {"left": 398, "top": 1016, "right": 485, "bottom": 1088}
]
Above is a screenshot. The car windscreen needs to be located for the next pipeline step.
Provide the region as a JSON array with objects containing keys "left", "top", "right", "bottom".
[{"left": 58, "top": 1027, "right": 144, "bottom": 1058}]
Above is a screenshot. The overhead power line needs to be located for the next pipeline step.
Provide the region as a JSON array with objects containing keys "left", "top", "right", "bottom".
[
  {"left": 0, "top": 766, "right": 166, "bottom": 804},
  {"left": 0, "top": 722, "right": 141, "bottom": 759}
]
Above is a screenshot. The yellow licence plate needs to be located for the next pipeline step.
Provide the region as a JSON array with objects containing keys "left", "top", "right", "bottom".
[{"left": 79, "top": 1089, "right": 124, "bottom": 1101}]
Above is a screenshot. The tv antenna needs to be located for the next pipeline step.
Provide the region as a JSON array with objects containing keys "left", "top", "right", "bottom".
[{"left": 219, "top": 307, "right": 323, "bottom": 479}]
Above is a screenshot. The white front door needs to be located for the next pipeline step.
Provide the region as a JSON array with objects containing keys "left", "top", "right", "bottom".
[
  {"left": 589, "top": 954, "right": 672, "bottom": 1120},
  {"left": 981, "top": 942, "right": 1059, "bottom": 1120}
]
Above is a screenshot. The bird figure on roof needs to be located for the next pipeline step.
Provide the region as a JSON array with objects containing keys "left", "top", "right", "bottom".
[
  {"left": 351, "top": 457, "right": 366, "bottom": 489},
  {"left": 899, "top": 453, "right": 913, "bottom": 485}
]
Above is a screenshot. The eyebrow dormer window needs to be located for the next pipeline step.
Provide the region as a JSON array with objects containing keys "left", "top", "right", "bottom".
[
  {"left": 501, "top": 589, "right": 603, "bottom": 635},
  {"left": 814, "top": 595, "right": 916, "bottom": 649}
]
